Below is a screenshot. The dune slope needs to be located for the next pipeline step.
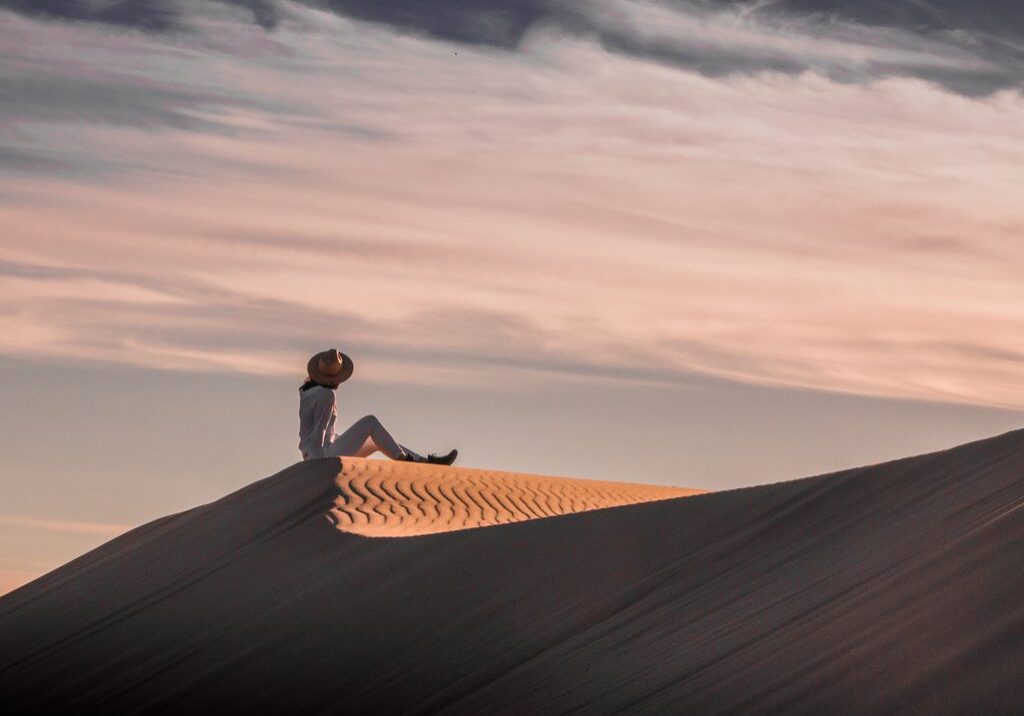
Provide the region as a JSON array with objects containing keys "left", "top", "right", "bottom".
[{"left": 3, "top": 431, "right": 1024, "bottom": 715}]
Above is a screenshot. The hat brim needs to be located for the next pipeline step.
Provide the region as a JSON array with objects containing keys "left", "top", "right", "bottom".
[{"left": 307, "top": 350, "right": 354, "bottom": 386}]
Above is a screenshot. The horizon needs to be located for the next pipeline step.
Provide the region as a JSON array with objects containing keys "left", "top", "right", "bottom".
[{"left": 3, "top": 0, "right": 1024, "bottom": 594}]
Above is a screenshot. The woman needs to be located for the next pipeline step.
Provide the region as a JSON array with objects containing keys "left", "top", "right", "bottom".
[{"left": 298, "top": 348, "right": 458, "bottom": 465}]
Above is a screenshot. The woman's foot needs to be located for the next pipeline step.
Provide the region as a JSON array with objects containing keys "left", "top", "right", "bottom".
[
  {"left": 397, "top": 448, "right": 457, "bottom": 465},
  {"left": 427, "top": 449, "right": 458, "bottom": 466}
]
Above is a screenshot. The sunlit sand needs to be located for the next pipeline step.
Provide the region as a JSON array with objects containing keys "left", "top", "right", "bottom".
[{"left": 328, "top": 458, "right": 704, "bottom": 537}]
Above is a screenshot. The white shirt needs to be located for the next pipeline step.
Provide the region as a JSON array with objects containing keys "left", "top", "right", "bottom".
[{"left": 298, "top": 385, "right": 337, "bottom": 460}]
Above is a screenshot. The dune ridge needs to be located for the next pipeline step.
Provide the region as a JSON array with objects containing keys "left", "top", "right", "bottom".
[
  {"left": 4, "top": 430, "right": 1024, "bottom": 714},
  {"left": 328, "top": 458, "right": 703, "bottom": 536}
]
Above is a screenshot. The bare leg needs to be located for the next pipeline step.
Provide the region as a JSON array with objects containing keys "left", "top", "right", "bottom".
[{"left": 327, "top": 415, "right": 408, "bottom": 459}]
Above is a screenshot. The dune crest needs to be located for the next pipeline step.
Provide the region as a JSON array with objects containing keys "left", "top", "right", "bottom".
[
  {"left": 7, "top": 431, "right": 1024, "bottom": 714},
  {"left": 328, "top": 458, "right": 703, "bottom": 536}
]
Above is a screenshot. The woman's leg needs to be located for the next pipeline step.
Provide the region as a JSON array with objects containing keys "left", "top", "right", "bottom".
[
  {"left": 352, "top": 439, "right": 423, "bottom": 460},
  {"left": 327, "top": 414, "right": 407, "bottom": 459}
]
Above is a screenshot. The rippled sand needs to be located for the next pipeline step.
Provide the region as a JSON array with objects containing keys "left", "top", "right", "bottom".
[{"left": 327, "top": 458, "right": 703, "bottom": 536}]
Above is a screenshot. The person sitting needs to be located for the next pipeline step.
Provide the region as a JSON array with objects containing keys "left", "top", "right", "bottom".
[{"left": 298, "top": 348, "right": 457, "bottom": 466}]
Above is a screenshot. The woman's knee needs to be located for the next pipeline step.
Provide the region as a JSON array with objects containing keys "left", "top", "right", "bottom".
[{"left": 359, "top": 414, "right": 382, "bottom": 428}]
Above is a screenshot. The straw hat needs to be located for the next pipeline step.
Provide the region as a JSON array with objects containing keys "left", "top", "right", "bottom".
[{"left": 306, "top": 348, "right": 354, "bottom": 387}]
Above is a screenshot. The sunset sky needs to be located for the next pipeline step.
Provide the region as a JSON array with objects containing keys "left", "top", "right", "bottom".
[{"left": 2, "top": 0, "right": 1024, "bottom": 593}]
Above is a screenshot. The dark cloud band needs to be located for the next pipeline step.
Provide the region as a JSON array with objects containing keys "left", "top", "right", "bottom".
[
  {"left": 1, "top": 0, "right": 1021, "bottom": 95},
  {"left": 748, "top": 1, "right": 1024, "bottom": 38},
  {"left": 0, "top": 0, "right": 278, "bottom": 30}
]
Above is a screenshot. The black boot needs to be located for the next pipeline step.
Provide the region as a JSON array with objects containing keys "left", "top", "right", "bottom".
[{"left": 426, "top": 449, "right": 458, "bottom": 466}]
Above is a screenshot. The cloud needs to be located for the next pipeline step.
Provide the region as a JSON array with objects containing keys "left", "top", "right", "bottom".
[
  {"left": 317, "top": 0, "right": 552, "bottom": 48},
  {"left": 3, "top": 1, "right": 1020, "bottom": 96},
  {"left": 0, "top": 144, "right": 71, "bottom": 175},
  {"left": 0, "top": 514, "right": 130, "bottom": 536},
  {"left": 573, "top": 1, "right": 1022, "bottom": 96},
  {"left": 0, "top": 12, "right": 299, "bottom": 132},
  {"left": 0, "top": 9, "right": 333, "bottom": 179},
  {"left": 2, "top": 1, "right": 1024, "bottom": 410},
  {"left": 0, "top": 256, "right": 707, "bottom": 389},
  {"left": 1, "top": 71, "right": 242, "bottom": 132},
  {"left": 761, "top": 1, "right": 1024, "bottom": 39},
  {"left": 0, "top": 0, "right": 279, "bottom": 30}
]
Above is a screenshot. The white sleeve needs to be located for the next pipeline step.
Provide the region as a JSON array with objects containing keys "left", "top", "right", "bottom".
[{"left": 312, "top": 390, "right": 336, "bottom": 450}]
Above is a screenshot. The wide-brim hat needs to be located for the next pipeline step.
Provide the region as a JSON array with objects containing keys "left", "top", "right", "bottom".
[{"left": 307, "top": 348, "right": 354, "bottom": 387}]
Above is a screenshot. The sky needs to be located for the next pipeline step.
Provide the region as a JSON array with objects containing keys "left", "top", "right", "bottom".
[{"left": 2, "top": 0, "right": 1023, "bottom": 593}]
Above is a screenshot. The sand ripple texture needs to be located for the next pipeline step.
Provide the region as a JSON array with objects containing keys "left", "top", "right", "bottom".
[{"left": 327, "top": 458, "right": 703, "bottom": 537}]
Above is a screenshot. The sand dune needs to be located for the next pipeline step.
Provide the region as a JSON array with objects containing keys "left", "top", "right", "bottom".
[
  {"left": 328, "top": 458, "right": 702, "bottom": 536},
  {"left": 3, "top": 430, "right": 1024, "bottom": 714}
]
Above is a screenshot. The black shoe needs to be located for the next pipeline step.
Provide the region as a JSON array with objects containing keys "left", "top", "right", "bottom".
[{"left": 427, "top": 449, "right": 458, "bottom": 466}]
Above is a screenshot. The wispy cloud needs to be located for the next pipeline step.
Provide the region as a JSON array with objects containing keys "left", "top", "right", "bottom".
[
  {"left": 2, "top": 5, "right": 1024, "bottom": 408},
  {"left": 0, "top": 0, "right": 279, "bottom": 31},
  {"left": 0, "top": 515, "right": 131, "bottom": 536},
  {"left": 2, "top": 1, "right": 1021, "bottom": 95}
]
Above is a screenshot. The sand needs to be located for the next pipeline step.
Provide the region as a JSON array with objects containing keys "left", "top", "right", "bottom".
[
  {"left": 328, "top": 458, "right": 702, "bottom": 536},
  {"left": 3, "top": 430, "right": 1024, "bottom": 714}
]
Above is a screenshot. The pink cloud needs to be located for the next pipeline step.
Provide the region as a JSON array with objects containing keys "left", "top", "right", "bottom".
[
  {"left": 0, "top": 515, "right": 131, "bottom": 537},
  {"left": 2, "top": 9, "right": 1024, "bottom": 408}
]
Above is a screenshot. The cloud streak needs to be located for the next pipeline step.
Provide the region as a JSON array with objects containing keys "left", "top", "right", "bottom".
[
  {"left": 2, "top": 5, "right": 1024, "bottom": 409},
  {"left": 0, "top": 0, "right": 279, "bottom": 30},
  {"left": 1, "top": 1, "right": 1021, "bottom": 95},
  {"left": 0, "top": 515, "right": 130, "bottom": 536}
]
